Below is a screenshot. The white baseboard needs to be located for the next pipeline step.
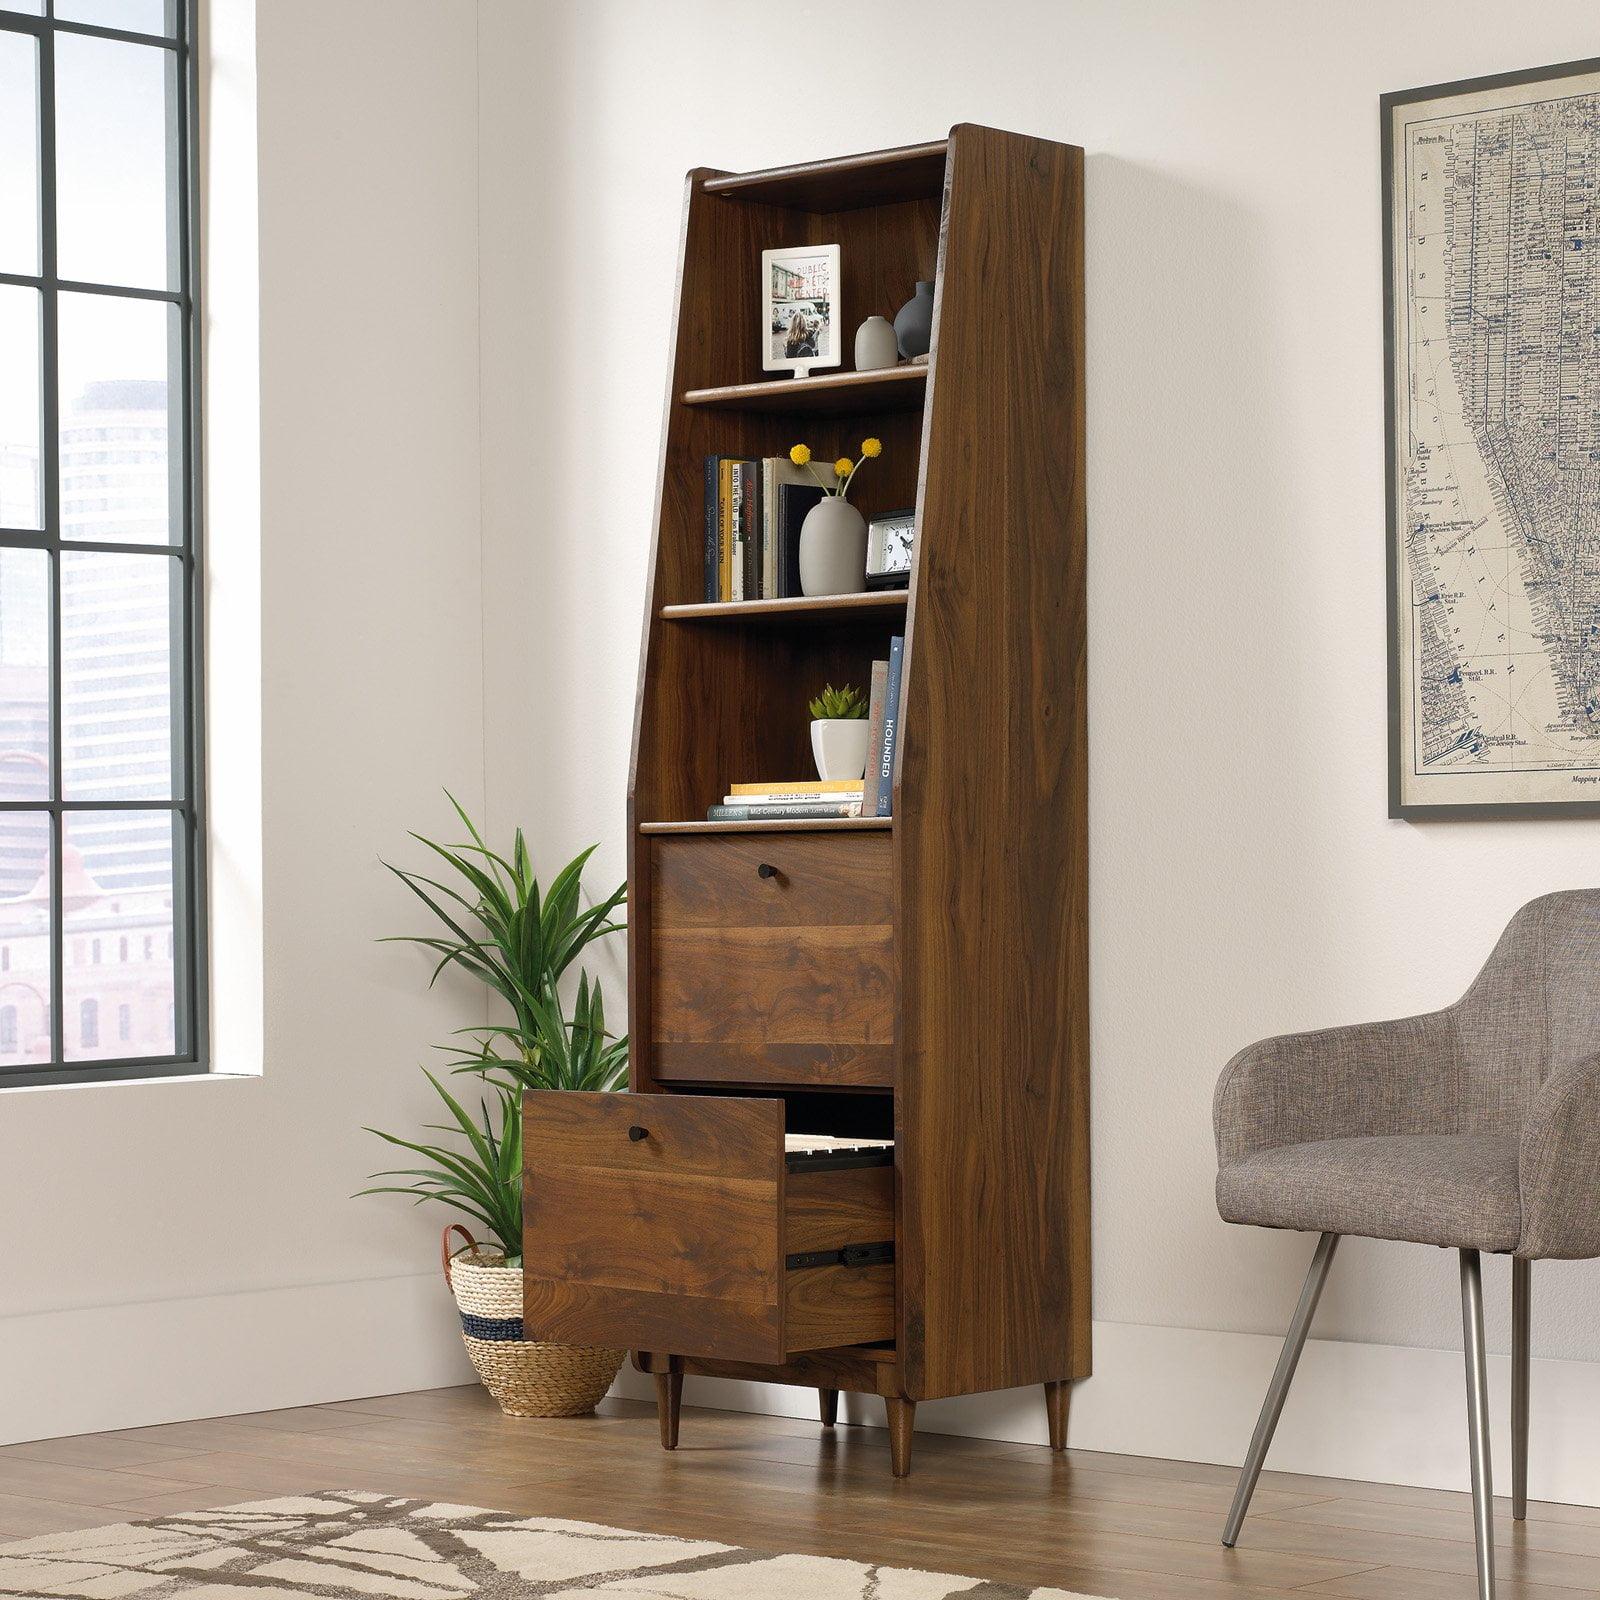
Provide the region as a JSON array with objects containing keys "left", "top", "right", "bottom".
[
  {"left": 12, "top": 1291, "right": 1599, "bottom": 1509},
  {"left": 614, "top": 1319, "right": 1600, "bottom": 1507},
  {"left": 0, "top": 1273, "right": 474, "bottom": 1447}
]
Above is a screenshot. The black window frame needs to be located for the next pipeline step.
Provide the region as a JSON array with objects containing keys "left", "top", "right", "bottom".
[{"left": 0, "top": 0, "right": 207, "bottom": 1088}]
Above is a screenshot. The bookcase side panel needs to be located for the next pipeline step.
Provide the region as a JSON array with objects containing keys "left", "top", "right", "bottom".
[{"left": 895, "top": 125, "right": 1090, "bottom": 1400}]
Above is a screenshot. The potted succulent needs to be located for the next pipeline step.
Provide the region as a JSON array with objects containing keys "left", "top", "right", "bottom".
[
  {"left": 809, "top": 682, "right": 871, "bottom": 782},
  {"left": 359, "top": 796, "right": 628, "bottom": 1417},
  {"left": 791, "top": 436, "right": 881, "bottom": 596}
]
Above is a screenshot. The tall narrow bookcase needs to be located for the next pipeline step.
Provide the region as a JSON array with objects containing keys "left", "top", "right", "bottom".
[{"left": 523, "top": 124, "right": 1088, "bottom": 1475}]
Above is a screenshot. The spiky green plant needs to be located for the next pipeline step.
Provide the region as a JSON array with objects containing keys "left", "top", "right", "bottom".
[
  {"left": 807, "top": 682, "right": 867, "bottom": 720},
  {"left": 358, "top": 1072, "right": 523, "bottom": 1259},
  {"left": 359, "top": 797, "right": 627, "bottom": 1253}
]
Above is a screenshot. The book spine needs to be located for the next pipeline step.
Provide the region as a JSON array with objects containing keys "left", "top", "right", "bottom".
[
  {"left": 703, "top": 455, "right": 719, "bottom": 602},
  {"left": 762, "top": 459, "right": 779, "bottom": 600},
  {"left": 707, "top": 801, "right": 864, "bottom": 820},
  {"left": 730, "top": 463, "right": 746, "bottom": 602},
  {"left": 875, "top": 635, "right": 905, "bottom": 817},
  {"left": 718, "top": 458, "right": 734, "bottom": 601},
  {"left": 729, "top": 778, "right": 863, "bottom": 795},
  {"left": 740, "top": 460, "right": 760, "bottom": 600},
  {"left": 861, "top": 658, "right": 890, "bottom": 816},
  {"left": 722, "top": 791, "right": 864, "bottom": 806}
]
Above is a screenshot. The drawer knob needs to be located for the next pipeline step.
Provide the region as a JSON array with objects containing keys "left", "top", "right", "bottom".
[
  {"left": 627, "top": 1125, "right": 649, "bottom": 1143},
  {"left": 757, "top": 862, "right": 779, "bottom": 880}
]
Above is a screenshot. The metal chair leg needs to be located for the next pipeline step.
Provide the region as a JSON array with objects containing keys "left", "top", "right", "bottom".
[
  {"left": 1512, "top": 1256, "right": 1530, "bottom": 1522},
  {"left": 1222, "top": 1231, "right": 1339, "bottom": 1548},
  {"left": 1461, "top": 1249, "right": 1497, "bottom": 1600}
]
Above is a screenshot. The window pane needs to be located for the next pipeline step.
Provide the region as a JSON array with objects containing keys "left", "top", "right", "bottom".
[
  {"left": 0, "top": 286, "right": 43, "bottom": 529},
  {"left": 55, "top": 32, "right": 178, "bottom": 290},
  {"left": 0, "top": 810, "right": 51, "bottom": 1066},
  {"left": 58, "top": 292, "right": 179, "bottom": 545},
  {"left": 0, "top": 4, "right": 45, "bottom": 17},
  {"left": 0, "top": 29, "right": 39, "bottom": 275},
  {"left": 0, "top": 547, "right": 50, "bottom": 799},
  {"left": 55, "top": 0, "right": 175, "bottom": 34},
  {"left": 64, "top": 808, "right": 174, "bottom": 1060},
  {"left": 61, "top": 551, "right": 179, "bottom": 800}
]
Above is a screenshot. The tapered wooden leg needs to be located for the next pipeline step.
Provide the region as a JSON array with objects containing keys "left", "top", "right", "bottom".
[
  {"left": 886, "top": 1395, "right": 915, "bottom": 1477},
  {"left": 819, "top": 1387, "right": 839, "bottom": 1427},
  {"left": 654, "top": 1362, "right": 683, "bottom": 1451},
  {"left": 1044, "top": 1380, "right": 1071, "bottom": 1452}
]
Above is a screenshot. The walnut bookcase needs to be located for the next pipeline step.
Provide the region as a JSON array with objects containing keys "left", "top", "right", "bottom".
[{"left": 522, "top": 124, "right": 1088, "bottom": 1476}]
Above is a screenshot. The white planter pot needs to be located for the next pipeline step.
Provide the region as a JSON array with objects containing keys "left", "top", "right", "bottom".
[
  {"left": 799, "top": 496, "right": 868, "bottom": 596},
  {"left": 811, "top": 718, "right": 871, "bottom": 782}
]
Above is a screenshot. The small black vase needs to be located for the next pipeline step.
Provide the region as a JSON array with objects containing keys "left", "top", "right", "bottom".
[{"left": 893, "top": 280, "right": 934, "bottom": 359}]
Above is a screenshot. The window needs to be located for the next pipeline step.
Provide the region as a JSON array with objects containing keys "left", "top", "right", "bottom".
[{"left": 0, "top": 3, "right": 203, "bottom": 1087}]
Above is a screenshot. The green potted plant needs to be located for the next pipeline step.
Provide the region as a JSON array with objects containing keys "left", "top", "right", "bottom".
[
  {"left": 808, "top": 681, "right": 870, "bottom": 782},
  {"left": 359, "top": 796, "right": 628, "bottom": 1417}
]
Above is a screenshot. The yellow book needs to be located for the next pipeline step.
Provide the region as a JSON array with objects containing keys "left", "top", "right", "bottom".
[
  {"left": 729, "top": 779, "right": 863, "bottom": 795},
  {"left": 718, "top": 458, "right": 735, "bottom": 601}
]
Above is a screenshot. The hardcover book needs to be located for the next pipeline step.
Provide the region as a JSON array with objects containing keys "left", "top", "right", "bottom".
[{"left": 862, "top": 659, "right": 890, "bottom": 816}]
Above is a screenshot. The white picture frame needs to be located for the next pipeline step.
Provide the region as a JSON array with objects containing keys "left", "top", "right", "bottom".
[{"left": 761, "top": 243, "right": 841, "bottom": 378}]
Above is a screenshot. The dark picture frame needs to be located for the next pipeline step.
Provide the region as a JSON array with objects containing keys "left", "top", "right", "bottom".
[{"left": 1383, "top": 56, "right": 1600, "bottom": 819}]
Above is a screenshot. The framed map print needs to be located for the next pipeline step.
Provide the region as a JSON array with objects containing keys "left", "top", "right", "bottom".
[{"left": 1385, "top": 58, "right": 1600, "bottom": 817}]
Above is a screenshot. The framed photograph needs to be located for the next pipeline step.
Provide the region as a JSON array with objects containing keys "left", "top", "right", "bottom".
[
  {"left": 762, "top": 243, "right": 841, "bottom": 377},
  {"left": 1384, "top": 57, "right": 1600, "bottom": 817},
  {"left": 866, "top": 509, "right": 915, "bottom": 590}
]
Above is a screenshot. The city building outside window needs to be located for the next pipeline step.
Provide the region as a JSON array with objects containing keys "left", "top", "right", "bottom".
[{"left": 0, "top": 3, "right": 204, "bottom": 1086}]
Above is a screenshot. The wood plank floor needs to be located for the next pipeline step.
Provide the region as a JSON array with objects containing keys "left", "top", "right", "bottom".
[{"left": 0, "top": 1387, "right": 1594, "bottom": 1599}]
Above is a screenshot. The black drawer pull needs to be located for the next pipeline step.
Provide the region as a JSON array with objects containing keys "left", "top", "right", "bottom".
[
  {"left": 627, "top": 1125, "right": 649, "bottom": 1142},
  {"left": 786, "top": 1240, "right": 895, "bottom": 1272},
  {"left": 757, "top": 862, "right": 779, "bottom": 879}
]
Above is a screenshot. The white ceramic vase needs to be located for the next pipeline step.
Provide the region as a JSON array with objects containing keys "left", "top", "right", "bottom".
[
  {"left": 811, "top": 718, "right": 871, "bottom": 782},
  {"left": 799, "top": 496, "right": 867, "bottom": 596},
  {"left": 854, "top": 315, "right": 899, "bottom": 371}
]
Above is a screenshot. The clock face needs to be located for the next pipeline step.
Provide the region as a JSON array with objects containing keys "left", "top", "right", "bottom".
[{"left": 869, "top": 513, "right": 916, "bottom": 575}]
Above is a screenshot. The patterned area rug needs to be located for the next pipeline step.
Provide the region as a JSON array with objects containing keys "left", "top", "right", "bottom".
[{"left": 0, "top": 1490, "right": 1106, "bottom": 1597}]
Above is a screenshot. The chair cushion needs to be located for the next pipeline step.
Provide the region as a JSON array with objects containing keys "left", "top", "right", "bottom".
[{"left": 1216, "top": 1134, "right": 1521, "bottom": 1251}]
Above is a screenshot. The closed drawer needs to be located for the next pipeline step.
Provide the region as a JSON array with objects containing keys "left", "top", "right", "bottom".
[
  {"left": 522, "top": 1090, "right": 895, "bottom": 1365},
  {"left": 649, "top": 834, "right": 895, "bottom": 1088}
]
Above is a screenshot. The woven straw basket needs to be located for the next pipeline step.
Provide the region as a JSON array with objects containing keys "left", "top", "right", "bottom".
[{"left": 442, "top": 1225, "right": 624, "bottom": 1418}]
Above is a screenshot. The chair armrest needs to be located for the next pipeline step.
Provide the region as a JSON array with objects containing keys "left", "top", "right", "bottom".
[
  {"left": 1214, "top": 1009, "right": 1460, "bottom": 1167},
  {"left": 1519, "top": 1054, "right": 1600, "bottom": 1260}
]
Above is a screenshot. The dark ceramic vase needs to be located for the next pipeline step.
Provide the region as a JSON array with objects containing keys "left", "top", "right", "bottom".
[{"left": 893, "top": 280, "right": 934, "bottom": 359}]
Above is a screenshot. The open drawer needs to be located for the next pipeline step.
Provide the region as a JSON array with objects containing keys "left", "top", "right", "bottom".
[{"left": 522, "top": 1090, "right": 894, "bottom": 1364}]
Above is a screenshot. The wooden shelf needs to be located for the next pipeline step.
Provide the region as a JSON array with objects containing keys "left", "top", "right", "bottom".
[
  {"left": 703, "top": 139, "right": 948, "bottom": 211},
  {"left": 662, "top": 592, "right": 907, "bottom": 624},
  {"left": 638, "top": 817, "right": 892, "bottom": 836},
  {"left": 683, "top": 366, "right": 927, "bottom": 417}
]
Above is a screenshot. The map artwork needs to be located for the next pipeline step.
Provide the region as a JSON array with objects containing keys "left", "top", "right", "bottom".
[{"left": 1387, "top": 62, "right": 1600, "bottom": 814}]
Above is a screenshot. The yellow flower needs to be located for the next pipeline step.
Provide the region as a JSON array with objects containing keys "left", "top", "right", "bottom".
[
  {"left": 789, "top": 444, "right": 811, "bottom": 466},
  {"left": 835, "top": 457, "right": 853, "bottom": 477},
  {"left": 861, "top": 437, "right": 882, "bottom": 458}
]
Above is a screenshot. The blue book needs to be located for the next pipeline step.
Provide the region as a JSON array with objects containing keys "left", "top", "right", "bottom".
[
  {"left": 703, "top": 455, "right": 720, "bottom": 602},
  {"left": 875, "top": 635, "right": 905, "bottom": 817}
]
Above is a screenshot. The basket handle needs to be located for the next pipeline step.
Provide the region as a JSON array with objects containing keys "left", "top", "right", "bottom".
[{"left": 441, "top": 1223, "right": 477, "bottom": 1290}]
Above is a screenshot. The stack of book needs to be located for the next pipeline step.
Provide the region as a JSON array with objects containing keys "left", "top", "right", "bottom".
[
  {"left": 704, "top": 455, "right": 827, "bottom": 602},
  {"left": 706, "top": 634, "right": 907, "bottom": 823},
  {"left": 707, "top": 780, "right": 863, "bottom": 822}
]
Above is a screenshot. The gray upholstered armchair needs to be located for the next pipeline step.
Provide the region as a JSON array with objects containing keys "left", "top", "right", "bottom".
[{"left": 1214, "top": 889, "right": 1600, "bottom": 1600}]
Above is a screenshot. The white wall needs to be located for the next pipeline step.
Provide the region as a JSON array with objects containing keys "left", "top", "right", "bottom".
[
  {"left": 477, "top": 0, "right": 1600, "bottom": 1500},
  {"left": 0, "top": 0, "right": 483, "bottom": 1442}
]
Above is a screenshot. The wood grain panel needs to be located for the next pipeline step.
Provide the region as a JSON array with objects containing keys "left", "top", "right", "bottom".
[
  {"left": 786, "top": 1164, "right": 894, "bottom": 1254},
  {"left": 525, "top": 1279, "right": 783, "bottom": 1366},
  {"left": 786, "top": 1263, "right": 896, "bottom": 1351},
  {"left": 526, "top": 1089, "right": 780, "bottom": 1183},
  {"left": 653, "top": 834, "right": 893, "bottom": 929},
  {"left": 895, "top": 124, "right": 1090, "bottom": 1400},
  {"left": 652, "top": 927, "right": 895, "bottom": 1044},
  {"left": 653, "top": 1041, "right": 894, "bottom": 1088},
  {"left": 523, "top": 1091, "right": 785, "bottom": 1361}
]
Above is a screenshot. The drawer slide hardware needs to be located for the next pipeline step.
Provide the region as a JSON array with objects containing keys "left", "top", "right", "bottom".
[{"left": 786, "top": 1240, "right": 895, "bottom": 1272}]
